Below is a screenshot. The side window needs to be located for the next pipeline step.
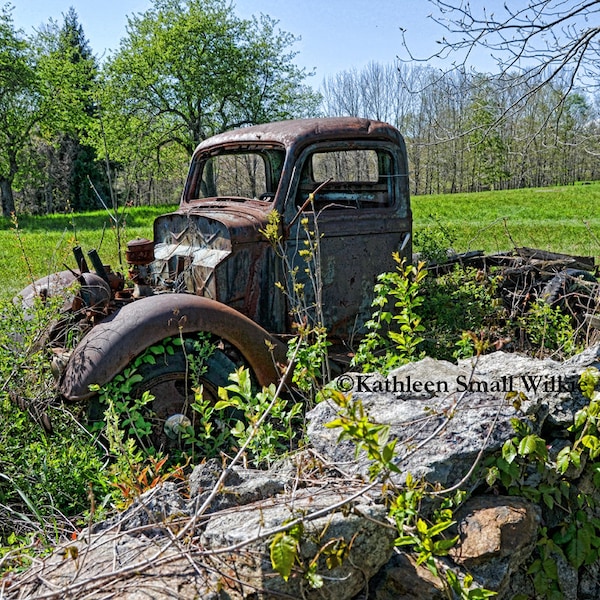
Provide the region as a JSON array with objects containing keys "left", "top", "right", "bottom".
[{"left": 296, "top": 149, "right": 393, "bottom": 210}]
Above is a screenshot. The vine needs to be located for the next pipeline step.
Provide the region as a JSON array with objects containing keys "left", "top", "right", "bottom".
[{"left": 485, "top": 368, "right": 600, "bottom": 599}]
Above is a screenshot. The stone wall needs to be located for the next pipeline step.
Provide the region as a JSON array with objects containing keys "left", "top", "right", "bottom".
[{"left": 10, "top": 346, "right": 600, "bottom": 599}]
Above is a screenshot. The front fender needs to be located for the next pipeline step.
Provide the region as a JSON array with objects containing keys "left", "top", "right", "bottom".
[{"left": 60, "top": 293, "right": 287, "bottom": 401}]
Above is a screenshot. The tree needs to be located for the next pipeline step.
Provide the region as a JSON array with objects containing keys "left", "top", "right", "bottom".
[
  {"left": 32, "top": 7, "right": 105, "bottom": 212},
  {"left": 402, "top": 1, "right": 600, "bottom": 115},
  {"left": 464, "top": 76, "right": 510, "bottom": 191},
  {"left": 0, "top": 7, "right": 40, "bottom": 216},
  {"left": 98, "top": 0, "right": 320, "bottom": 203}
]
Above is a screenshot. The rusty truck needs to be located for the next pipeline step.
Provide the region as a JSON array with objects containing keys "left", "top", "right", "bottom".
[{"left": 18, "top": 117, "right": 412, "bottom": 445}]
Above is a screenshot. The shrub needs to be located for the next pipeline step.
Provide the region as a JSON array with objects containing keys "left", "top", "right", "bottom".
[
  {"left": 0, "top": 298, "right": 109, "bottom": 547},
  {"left": 420, "top": 266, "right": 508, "bottom": 361}
]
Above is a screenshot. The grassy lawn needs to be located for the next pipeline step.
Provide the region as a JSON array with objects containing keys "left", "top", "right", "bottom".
[
  {"left": 2, "top": 182, "right": 600, "bottom": 300},
  {"left": 412, "top": 182, "right": 600, "bottom": 258},
  {"left": 0, "top": 205, "right": 176, "bottom": 300}
]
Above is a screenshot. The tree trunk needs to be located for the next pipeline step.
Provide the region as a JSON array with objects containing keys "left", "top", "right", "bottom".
[{"left": 0, "top": 177, "right": 15, "bottom": 217}]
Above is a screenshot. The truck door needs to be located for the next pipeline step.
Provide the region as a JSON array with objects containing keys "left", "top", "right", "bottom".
[{"left": 285, "top": 143, "right": 412, "bottom": 339}]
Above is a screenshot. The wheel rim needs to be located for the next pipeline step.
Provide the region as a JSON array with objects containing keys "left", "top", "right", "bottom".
[{"left": 137, "top": 369, "right": 220, "bottom": 451}]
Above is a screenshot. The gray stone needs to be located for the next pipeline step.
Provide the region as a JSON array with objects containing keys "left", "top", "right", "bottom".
[
  {"left": 188, "top": 459, "right": 288, "bottom": 514},
  {"left": 92, "top": 481, "right": 190, "bottom": 537},
  {"left": 12, "top": 531, "right": 220, "bottom": 599},
  {"left": 12, "top": 346, "right": 600, "bottom": 599},
  {"left": 200, "top": 485, "right": 395, "bottom": 600}
]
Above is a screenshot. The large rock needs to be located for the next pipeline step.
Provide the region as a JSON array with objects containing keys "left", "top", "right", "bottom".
[
  {"left": 308, "top": 357, "right": 522, "bottom": 487},
  {"left": 11, "top": 531, "right": 221, "bottom": 599},
  {"left": 200, "top": 484, "right": 395, "bottom": 600},
  {"left": 307, "top": 349, "right": 600, "bottom": 488},
  {"left": 450, "top": 495, "right": 541, "bottom": 594}
]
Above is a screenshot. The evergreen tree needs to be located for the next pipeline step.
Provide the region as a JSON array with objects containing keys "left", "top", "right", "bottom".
[{"left": 33, "top": 7, "right": 106, "bottom": 212}]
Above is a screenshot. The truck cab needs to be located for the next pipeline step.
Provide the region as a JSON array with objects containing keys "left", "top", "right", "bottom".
[{"left": 151, "top": 117, "right": 412, "bottom": 337}]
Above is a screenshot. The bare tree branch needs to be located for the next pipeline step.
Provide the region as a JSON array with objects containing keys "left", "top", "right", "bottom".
[{"left": 402, "top": 0, "right": 600, "bottom": 89}]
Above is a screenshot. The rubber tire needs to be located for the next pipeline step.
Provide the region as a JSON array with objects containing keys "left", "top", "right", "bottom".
[
  {"left": 133, "top": 338, "right": 239, "bottom": 452},
  {"left": 540, "top": 268, "right": 597, "bottom": 307}
]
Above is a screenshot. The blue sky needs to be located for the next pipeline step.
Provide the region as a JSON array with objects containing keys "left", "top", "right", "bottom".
[{"left": 10, "top": 0, "right": 467, "bottom": 81}]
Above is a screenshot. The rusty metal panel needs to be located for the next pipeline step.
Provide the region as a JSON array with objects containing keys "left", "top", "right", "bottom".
[
  {"left": 287, "top": 212, "right": 411, "bottom": 337},
  {"left": 60, "top": 293, "right": 287, "bottom": 401}
]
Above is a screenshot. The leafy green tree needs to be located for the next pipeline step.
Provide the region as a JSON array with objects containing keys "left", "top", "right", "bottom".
[
  {"left": 32, "top": 7, "right": 106, "bottom": 212},
  {"left": 0, "top": 7, "right": 40, "bottom": 216},
  {"left": 98, "top": 0, "right": 320, "bottom": 202},
  {"left": 465, "top": 76, "right": 509, "bottom": 191}
]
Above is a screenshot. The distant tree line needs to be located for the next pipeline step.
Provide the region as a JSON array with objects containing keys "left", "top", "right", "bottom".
[
  {"left": 321, "top": 62, "right": 600, "bottom": 196},
  {"left": 0, "top": 0, "right": 319, "bottom": 217},
  {"left": 1, "top": 0, "right": 598, "bottom": 217}
]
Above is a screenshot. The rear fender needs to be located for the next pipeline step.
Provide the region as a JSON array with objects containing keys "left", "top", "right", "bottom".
[{"left": 60, "top": 293, "right": 287, "bottom": 401}]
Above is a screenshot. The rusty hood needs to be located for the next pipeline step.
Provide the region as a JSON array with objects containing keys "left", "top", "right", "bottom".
[
  {"left": 154, "top": 202, "right": 271, "bottom": 250},
  {"left": 151, "top": 202, "right": 273, "bottom": 295}
]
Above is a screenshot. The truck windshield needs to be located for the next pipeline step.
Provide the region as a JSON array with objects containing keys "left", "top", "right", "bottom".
[{"left": 195, "top": 150, "right": 283, "bottom": 201}]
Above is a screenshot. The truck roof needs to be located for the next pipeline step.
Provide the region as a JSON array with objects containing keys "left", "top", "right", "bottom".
[{"left": 193, "top": 117, "right": 406, "bottom": 155}]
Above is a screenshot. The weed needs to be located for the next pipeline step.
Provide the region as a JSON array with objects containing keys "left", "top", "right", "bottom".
[
  {"left": 392, "top": 473, "right": 463, "bottom": 578},
  {"left": 414, "top": 214, "right": 457, "bottom": 265},
  {"left": 90, "top": 332, "right": 302, "bottom": 469},
  {"left": 216, "top": 367, "right": 303, "bottom": 467},
  {"left": 483, "top": 368, "right": 600, "bottom": 597},
  {"left": 0, "top": 298, "right": 108, "bottom": 549},
  {"left": 261, "top": 207, "right": 331, "bottom": 401},
  {"left": 519, "top": 299, "right": 580, "bottom": 358},
  {"left": 420, "top": 266, "right": 508, "bottom": 362},
  {"left": 352, "top": 255, "right": 426, "bottom": 373}
]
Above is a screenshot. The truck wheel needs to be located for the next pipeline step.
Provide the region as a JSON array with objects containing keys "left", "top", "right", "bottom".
[{"left": 132, "top": 336, "right": 243, "bottom": 452}]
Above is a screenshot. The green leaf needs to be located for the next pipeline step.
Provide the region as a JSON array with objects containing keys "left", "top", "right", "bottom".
[
  {"left": 542, "top": 558, "right": 558, "bottom": 580},
  {"left": 566, "top": 526, "right": 591, "bottom": 569},
  {"left": 148, "top": 344, "right": 165, "bottom": 355},
  {"left": 305, "top": 566, "right": 323, "bottom": 589},
  {"left": 581, "top": 435, "right": 600, "bottom": 457},
  {"left": 270, "top": 532, "right": 298, "bottom": 581},
  {"left": 433, "top": 535, "right": 459, "bottom": 554},
  {"left": 214, "top": 400, "right": 235, "bottom": 411},
  {"left": 395, "top": 535, "right": 416, "bottom": 547},
  {"left": 502, "top": 439, "right": 517, "bottom": 464},
  {"left": 518, "top": 434, "right": 545, "bottom": 457},
  {"left": 416, "top": 519, "right": 428, "bottom": 535},
  {"left": 427, "top": 519, "right": 455, "bottom": 537},
  {"left": 485, "top": 465, "right": 499, "bottom": 486}
]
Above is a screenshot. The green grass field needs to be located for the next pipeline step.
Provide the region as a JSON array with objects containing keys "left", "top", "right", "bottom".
[
  {"left": 2, "top": 182, "right": 600, "bottom": 300},
  {"left": 0, "top": 205, "right": 176, "bottom": 300},
  {"left": 413, "top": 182, "right": 600, "bottom": 258}
]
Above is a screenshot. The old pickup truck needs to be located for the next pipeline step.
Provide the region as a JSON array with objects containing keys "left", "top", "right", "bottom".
[{"left": 18, "top": 116, "right": 412, "bottom": 445}]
